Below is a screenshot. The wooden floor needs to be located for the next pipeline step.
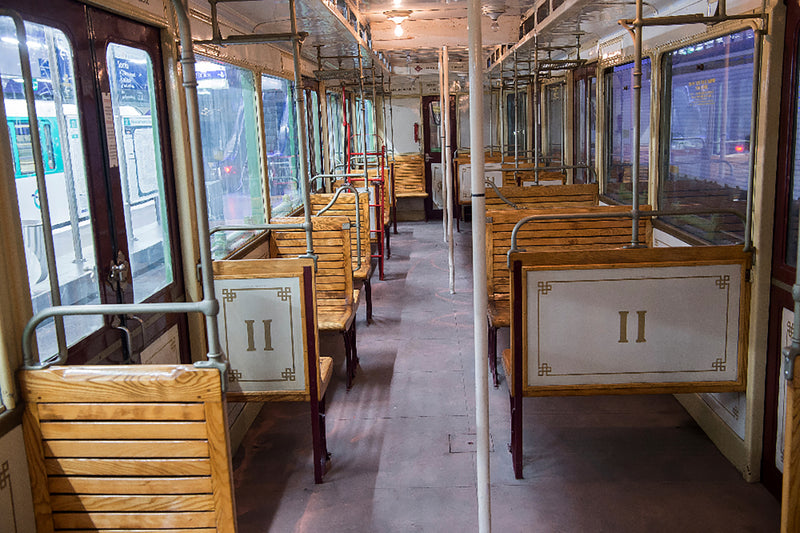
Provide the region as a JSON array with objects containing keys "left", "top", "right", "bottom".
[{"left": 232, "top": 220, "right": 780, "bottom": 532}]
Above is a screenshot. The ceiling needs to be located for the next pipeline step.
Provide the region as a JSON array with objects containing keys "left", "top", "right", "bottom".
[{"left": 188, "top": 0, "right": 682, "bottom": 80}]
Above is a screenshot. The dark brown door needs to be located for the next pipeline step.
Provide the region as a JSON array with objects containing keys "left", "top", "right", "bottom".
[
  {"left": 762, "top": 0, "right": 800, "bottom": 498},
  {"left": 2, "top": 0, "right": 187, "bottom": 365},
  {"left": 422, "top": 94, "right": 456, "bottom": 220}
]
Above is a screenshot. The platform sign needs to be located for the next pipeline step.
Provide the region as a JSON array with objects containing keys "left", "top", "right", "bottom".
[
  {"left": 215, "top": 276, "right": 306, "bottom": 394},
  {"left": 523, "top": 260, "right": 745, "bottom": 390}
]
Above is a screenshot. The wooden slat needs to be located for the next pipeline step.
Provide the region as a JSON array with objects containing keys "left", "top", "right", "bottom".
[
  {"left": 19, "top": 366, "right": 222, "bottom": 403},
  {"left": 782, "top": 361, "right": 800, "bottom": 532},
  {"left": 43, "top": 440, "right": 209, "bottom": 458},
  {"left": 50, "top": 494, "right": 215, "bottom": 512},
  {"left": 45, "top": 458, "right": 211, "bottom": 477},
  {"left": 203, "top": 397, "right": 237, "bottom": 530},
  {"left": 37, "top": 403, "right": 206, "bottom": 421},
  {"left": 62, "top": 530, "right": 216, "bottom": 533},
  {"left": 52, "top": 511, "right": 216, "bottom": 530},
  {"left": 48, "top": 476, "right": 213, "bottom": 495},
  {"left": 40, "top": 421, "right": 208, "bottom": 440}
]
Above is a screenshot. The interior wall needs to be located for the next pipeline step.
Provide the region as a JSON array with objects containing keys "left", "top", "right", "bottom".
[{"left": 388, "top": 96, "right": 422, "bottom": 154}]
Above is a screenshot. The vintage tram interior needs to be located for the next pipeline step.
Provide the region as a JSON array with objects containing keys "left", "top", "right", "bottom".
[{"left": 1, "top": 0, "right": 800, "bottom": 530}]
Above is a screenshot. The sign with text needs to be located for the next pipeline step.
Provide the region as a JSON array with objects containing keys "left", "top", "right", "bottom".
[
  {"left": 525, "top": 262, "right": 744, "bottom": 388},
  {"left": 216, "top": 276, "right": 306, "bottom": 393}
]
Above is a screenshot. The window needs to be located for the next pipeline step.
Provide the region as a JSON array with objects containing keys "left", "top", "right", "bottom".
[
  {"left": 788, "top": 65, "right": 800, "bottom": 266},
  {"left": 327, "top": 91, "right": 345, "bottom": 173},
  {"left": 197, "top": 58, "right": 265, "bottom": 257},
  {"left": 605, "top": 58, "right": 651, "bottom": 205},
  {"left": 660, "top": 30, "right": 755, "bottom": 244},
  {"left": 505, "top": 91, "right": 527, "bottom": 157},
  {"left": 107, "top": 43, "right": 173, "bottom": 302},
  {"left": 1, "top": 18, "right": 101, "bottom": 359},
  {"left": 574, "top": 66, "right": 597, "bottom": 183},
  {"left": 262, "top": 73, "right": 301, "bottom": 217},
  {"left": 545, "top": 83, "right": 564, "bottom": 165}
]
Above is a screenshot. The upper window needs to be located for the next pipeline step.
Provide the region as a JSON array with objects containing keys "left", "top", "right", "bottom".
[
  {"left": 574, "top": 66, "right": 597, "bottom": 183},
  {"left": 506, "top": 91, "right": 527, "bottom": 157},
  {"left": 659, "top": 30, "right": 755, "bottom": 244},
  {"left": 197, "top": 58, "right": 265, "bottom": 257},
  {"left": 327, "top": 92, "right": 345, "bottom": 173},
  {"left": 262, "top": 74, "right": 301, "bottom": 217},
  {"left": 604, "top": 58, "right": 651, "bottom": 205},
  {"left": 545, "top": 83, "right": 564, "bottom": 166}
]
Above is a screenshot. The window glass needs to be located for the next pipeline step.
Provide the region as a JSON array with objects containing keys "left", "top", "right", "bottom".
[
  {"left": 327, "top": 92, "right": 345, "bottom": 173},
  {"left": 1, "top": 18, "right": 102, "bottom": 360},
  {"left": 428, "top": 100, "right": 442, "bottom": 153},
  {"left": 788, "top": 74, "right": 800, "bottom": 265},
  {"left": 262, "top": 73, "right": 300, "bottom": 217},
  {"left": 107, "top": 43, "right": 173, "bottom": 302},
  {"left": 661, "top": 30, "right": 754, "bottom": 244},
  {"left": 505, "top": 91, "right": 527, "bottom": 157},
  {"left": 308, "top": 89, "right": 322, "bottom": 183},
  {"left": 545, "top": 83, "right": 564, "bottom": 165},
  {"left": 574, "top": 71, "right": 597, "bottom": 183},
  {"left": 605, "top": 58, "right": 651, "bottom": 205},
  {"left": 197, "top": 58, "right": 264, "bottom": 257}
]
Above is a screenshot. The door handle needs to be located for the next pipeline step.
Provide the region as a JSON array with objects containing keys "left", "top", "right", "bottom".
[{"left": 107, "top": 250, "right": 130, "bottom": 292}]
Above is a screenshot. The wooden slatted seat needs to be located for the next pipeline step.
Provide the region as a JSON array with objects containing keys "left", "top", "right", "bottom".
[
  {"left": 485, "top": 205, "right": 653, "bottom": 386},
  {"left": 392, "top": 153, "right": 427, "bottom": 198},
  {"left": 500, "top": 165, "right": 566, "bottom": 186},
  {"left": 270, "top": 216, "right": 360, "bottom": 389},
  {"left": 212, "top": 256, "right": 333, "bottom": 482},
  {"left": 18, "top": 364, "right": 237, "bottom": 532},
  {"left": 485, "top": 183, "right": 599, "bottom": 210},
  {"left": 310, "top": 192, "right": 376, "bottom": 323}
]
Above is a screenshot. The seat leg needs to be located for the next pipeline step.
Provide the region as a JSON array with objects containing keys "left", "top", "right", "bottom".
[
  {"left": 488, "top": 322, "right": 499, "bottom": 388},
  {"left": 350, "top": 321, "right": 359, "bottom": 372},
  {"left": 311, "top": 394, "right": 326, "bottom": 484},
  {"left": 386, "top": 226, "right": 391, "bottom": 258},
  {"left": 364, "top": 278, "right": 373, "bottom": 324},
  {"left": 511, "top": 392, "right": 523, "bottom": 479},
  {"left": 343, "top": 329, "right": 353, "bottom": 390}
]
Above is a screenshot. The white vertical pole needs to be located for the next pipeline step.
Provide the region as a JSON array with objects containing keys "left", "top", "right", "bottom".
[
  {"left": 439, "top": 52, "right": 447, "bottom": 241},
  {"left": 468, "top": 1, "right": 491, "bottom": 530},
  {"left": 443, "top": 46, "right": 455, "bottom": 294}
]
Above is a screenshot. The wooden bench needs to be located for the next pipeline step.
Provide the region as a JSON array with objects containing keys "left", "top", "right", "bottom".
[
  {"left": 252, "top": 217, "right": 360, "bottom": 389},
  {"left": 504, "top": 245, "right": 751, "bottom": 478},
  {"left": 500, "top": 165, "right": 566, "bottom": 186},
  {"left": 486, "top": 183, "right": 599, "bottom": 210},
  {"left": 310, "top": 192, "right": 375, "bottom": 322},
  {"left": 212, "top": 256, "right": 332, "bottom": 482},
  {"left": 19, "top": 364, "right": 237, "bottom": 532},
  {"left": 486, "top": 205, "right": 653, "bottom": 386}
]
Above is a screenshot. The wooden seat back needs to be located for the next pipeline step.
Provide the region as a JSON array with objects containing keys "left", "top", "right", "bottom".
[
  {"left": 501, "top": 166, "right": 566, "bottom": 186},
  {"left": 486, "top": 205, "right": 653, "bottom": 302},
  {"left": 392, "top": 153, "right": 427, "bottom": 198},
  {"left": 270, "top": 216, "right": 354, "bottom": 306},
  {"left": 485, "top": 183, "right": 599, "bottom": 210},
  {"left": 310, "top": 192, "right": 371, "bottom": 278},
  {"left": 19, "top": 365, "right": 237, "bottom": 532}
]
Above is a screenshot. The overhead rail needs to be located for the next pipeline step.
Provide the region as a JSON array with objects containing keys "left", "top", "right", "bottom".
[{"left": 17, "top": 0, "right": 228, "bottom": 385}]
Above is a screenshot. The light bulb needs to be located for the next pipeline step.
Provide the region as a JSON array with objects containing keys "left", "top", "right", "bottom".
[{"left": 394, "top": 23, "right": 404, "bottom": 36}]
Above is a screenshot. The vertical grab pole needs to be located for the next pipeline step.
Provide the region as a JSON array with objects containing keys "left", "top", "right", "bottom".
[
  {"left": 439, "top": 51, "right": 447, "bottom": 241},
  {"left": 2, "top": 10, "right": 68, "bottom": 362},
  {"left": 468, "top": 0, "right": 491, "bottom": 529},
  {"left": 443, "top": 46, "right": 455, "bottom": 294},
  {"left": 168, "top": 0, "right": 224, "bottom": 367},
  {"left": 289, "top": 0, "right": 315, "bottom": 261},
  {"left": 534, "top": 36, "right": 541, "bottom": 184},
  {"left": 629, "top": 0, "right": 643, "bottom": 247}
]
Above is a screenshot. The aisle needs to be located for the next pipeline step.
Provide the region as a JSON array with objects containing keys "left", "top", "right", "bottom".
[{"left": 232, "top": 220, "right": 780, "bottom": 532}]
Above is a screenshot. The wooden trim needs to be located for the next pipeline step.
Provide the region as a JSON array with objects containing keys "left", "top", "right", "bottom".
[{"left": 783, "top": 358, "right": 800, "bottom": 532}]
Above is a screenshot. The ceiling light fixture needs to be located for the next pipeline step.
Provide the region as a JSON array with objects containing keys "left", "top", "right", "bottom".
[
  {"left": 385, "top": 9, "right": 412, "bottom": 38},
  {"left": 481, "top": 4, "right": 505, "bottom": 31}
]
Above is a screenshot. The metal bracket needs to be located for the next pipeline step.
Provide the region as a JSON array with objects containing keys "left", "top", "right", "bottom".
[
  {"left": 194, "top": 357, "right": 229, "bottom": 392},
  {"left": 784, "top": 345, "right": 800, "bottom": 381}
]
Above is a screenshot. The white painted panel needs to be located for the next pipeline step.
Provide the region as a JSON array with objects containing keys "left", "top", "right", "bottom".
[
  {"left": 216, "top": 276, "right": 306, "bottom": 393},
  {"left": 388, "top": 97, "right": 421, "bottom": 154},
  {"left": 431, "top": 163, "right": 444, "bottom": 209},
  {"left": 457, "top": 163, "right": 502, "bottom": 203},
  {"left": 526, "top": 263, "right": 742, "bottom": 387},
  {"left": 140, "top": 324, "right": 180, "bottom": 365},
  {"left": 0, "top": 425, "right": 36, "bottom": 533}
]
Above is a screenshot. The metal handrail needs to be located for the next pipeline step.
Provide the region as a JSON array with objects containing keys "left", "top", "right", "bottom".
[
  {"left": 316, "top": 185, "right": 362, "bottom": 271},
  {"left": 485, "top": 180, "right": 519, "bottom": 209},
  {"left": 507, "top": 207, "right": 750, "bottom": 267}
]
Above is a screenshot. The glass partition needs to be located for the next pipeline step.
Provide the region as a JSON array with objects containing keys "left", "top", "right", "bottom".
[{"left": 262, "top": 73, "right": 301, "bottom": 217}]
